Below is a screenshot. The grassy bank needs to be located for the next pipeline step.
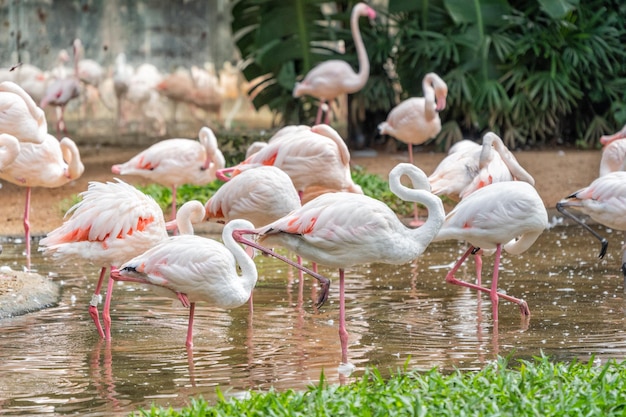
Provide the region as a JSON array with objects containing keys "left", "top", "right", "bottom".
[{"left": 132, "top": 355, "right": 626, "bottom": 416}]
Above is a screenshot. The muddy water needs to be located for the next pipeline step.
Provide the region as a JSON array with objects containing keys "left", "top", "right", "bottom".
[{"left": 1, "top": 221, "right": 626, "bottom": 416}]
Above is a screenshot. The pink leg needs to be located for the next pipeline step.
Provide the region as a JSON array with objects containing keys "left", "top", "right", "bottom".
[
  {"left": 407, "top": 146, "right": 424, "bottom": 227},
  {"left": 474, "top": 252, "right": 483, "bottom": 286},
  {"left": 89, "top": 267, "right": 107, "bottom": 339},
  {"left": 102, "top": 271, "right": 115, "bottom": 340},
  {"left": 314, "top": 101, "right": 325, "bottom": 125},
  {"left": 338, "top": 268, "right": 348, "bottom": 365},
  {"left": 490, "top": 245, "right": 502, "bottom": 322},
  {"left": 445, "top": 245, "right": 530, "bottom": 316},
  {"left": 23, "top": 187, "right": 31, "bottom": 270},
  {"left": 186, "top": 302, "right": 196, "bottom": 348}
]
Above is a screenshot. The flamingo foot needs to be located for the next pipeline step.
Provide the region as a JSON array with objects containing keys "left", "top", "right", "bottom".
[
  {"left": 88, "top": 297, "right": 105, "bottom": 339},
  {"left": 518, "top": 300, "right": 531, "bottom": 316}
]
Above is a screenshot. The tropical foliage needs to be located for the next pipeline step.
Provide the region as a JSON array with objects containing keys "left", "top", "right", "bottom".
[{"left": 231, "top": 0, "right": 626, "bottom": 149}]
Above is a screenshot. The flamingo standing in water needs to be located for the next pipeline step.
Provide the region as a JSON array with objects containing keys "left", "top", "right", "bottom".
[
  {"left": 40, "top": 39, "right": 81, "bottom": 137},
  {"left": 0, "top": 81, "right": 48, "bottom": 146},
  {"left": 378, "top": 72, "right": 448, "bottom": 225},
  {"left": 293, "top": 3, "right": 376, "bottom": 124},
  {"left": 433, "top": 181, "right": 548, "bottom": 322},
  {"left": 0, "top": 134, "right": 84, "bottom": 269},
  {"left": 233, "top": 163, "right": 445, "bottom": 368},
  {"left": 556, "top": 171, "right": 626, "bottom": 286},
  {"left": 217, "top": 124, "right": 362, "bottom": 201},
  {"left": 112, "top": 126, "right": 225, "bottom": 220},
  {"left": 39, "top": 179, "right": 170, "bottom": 340}
]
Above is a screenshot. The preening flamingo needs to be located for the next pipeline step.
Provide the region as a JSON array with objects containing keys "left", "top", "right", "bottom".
[
  {"left": 0, "top": 134, "right": 84, "bottom": 269},
  {"left": 217, "top": 124, "right": 362, "bottom": 201},
  {"left": 39, "top": 179, "right": 169, "bottom": 340},
  {"left": 293, "top": 3, "right": 376, "bottom": 124},
  {"left": 556, "top": 171, "right": 626, "bottom": 285},
  {"left": 233, "top": 163, "right": 445, "bottom": 367},
  {"left": 40, "top": 39, "right": 81, "bottom": 137},
  {"left": 378, "top": 72, "right": 447, "bottom": 225},
  {"left": 112, "top": 126, "right": 225, "bottom": 220},
  {"left": 428, "top": 132, "right": 534, "bottom": 202},
  {"left": 205, "top": 165, "right": 300, "bottom": 227},
  {"left": 433, "top": 181, "right": 548, "bottom": 321},
  {"left": 0, "top": 81, "right": 48, "bottom": 144}
]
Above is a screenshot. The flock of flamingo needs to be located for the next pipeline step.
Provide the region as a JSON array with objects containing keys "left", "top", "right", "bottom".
[{"left": 2, "top": 2, "right": 625, "bottom": 369}]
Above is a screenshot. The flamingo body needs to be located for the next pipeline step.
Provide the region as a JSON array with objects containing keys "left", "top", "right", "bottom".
[
  {"left": 205, "top": 165, "right": 300, "bottom": 227},
  {"left": 600, "top": 137, "right": 626, "bottom": 176},
  {"left": 0, "top": 81, "right": 48, "bottom": 144},
  {"left": 293, "top": 3, "right": 376, "bottom": 124}
]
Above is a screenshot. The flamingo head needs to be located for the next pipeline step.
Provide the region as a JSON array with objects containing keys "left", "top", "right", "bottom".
[{"left": 600, "top": 124, "right": 626, "bottom": 146}]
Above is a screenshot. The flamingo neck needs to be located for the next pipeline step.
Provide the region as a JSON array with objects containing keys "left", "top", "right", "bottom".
[
  {"left": 350, "top": 6, "right": 370, "bottom": 89},
  {"left": 176, "top": 200, "right": 205, "bottom": 235},
  {"left": 422, "top": 75, "right": 438, "bottom": 122},
  {"left": 389, "top": 163, "right": 445, "bottom": 252},
  {"left": 481, "top": 132, "right": 535, "bottom": 185},
  {"left": 223, "top": 220, "right": 258, "bottom": 298},
  {"left": 60, "top": 138, "right": 85, "bottom": 180},
  {"left": 0, "top": 134, "right": 20, "bottom": 168}
]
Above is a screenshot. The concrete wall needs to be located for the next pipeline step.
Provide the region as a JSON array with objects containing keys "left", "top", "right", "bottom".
[{"left": 0, "top": 0, "right": 235, "bottom": 73}]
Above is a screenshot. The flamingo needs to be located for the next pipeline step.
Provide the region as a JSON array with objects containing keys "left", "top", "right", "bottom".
[
  {"left": 599, "top": 125, "right": 626, "bottom": 176},
  {"left": 40, "top": 39, "right": 81, "bottom": 137},
  {"left": 428, "top": 132, "right": 535, "bottom": 202},
  {"left": 293, "top": 3, "right": 376, "bottom": 124},
  {"left": 38, "top": 179, "right": 170, "bottom": 340},
  {"left": 433, "top": 181, "right": 548, "bottom": 321},
  {"left": 0, "top": 81, "right": 48, "bottom": 144},
  {"left": 205, "top": 165, "right": 300, "bottom": 227},
  {"left": 111, "top": 126, "right": 225, "bottom": 220},
  {"left": 217, "top": 124, "right": 362, "bottom": 201},
  {"left": 233, "top": 163, "right": 445, "bottom": 367},
  {"left": 556, "top": 171, "right": 626, "bottom": 286},
  {"left": 0, "top": 134, "right": 84, "bottom": 269}
]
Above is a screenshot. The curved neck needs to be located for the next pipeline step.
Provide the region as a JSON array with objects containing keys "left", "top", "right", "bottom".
[
  {"left": 422, "top": 75, "right": 437, "bottom": 122},
  {"left": 0, "top": 81, "right": 47, "bottom": 129},
  {"left": 223, "top": 220, "right": 258, "bottom": 297},
  {"left": 0, "top": 134, "right": 20, "bottom": 168},
  {"left": 350, "top": 5, "right": 370, "bottom": 87},
  {"left": 199, "top": 126, "right": 225, "bottom": 172},
  {"left": 481, "top": 133, "right": 535, "bottom": 185},
  {"left": 388, "top": 163, "right": 445, "bottom": 249},
  {"left": 59, "top": 137, "right": 84, "bottom": 180},
  {"left": 176, "top": 200, "right": 205, "bottom": 235}
]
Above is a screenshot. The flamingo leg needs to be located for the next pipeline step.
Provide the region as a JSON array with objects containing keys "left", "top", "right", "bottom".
[
  {"left": 338, "top": 268, "right": 349, "bottom": 365},
  {"left": 407, "top": 145, "right": 424, "bottom": 227},
  {"left": 490, "top": 245, "right": 502, "bottom": 322},
  {"left": 102, "top": 271, "right": 115, "bottom": 340},
  {"left": 314, "top": 101, "right": 325, "bottom": 125},
  {"left": 445, "top": 245, "right": 529, "bottom": 317},
  {"left": 186, "top": 302, "right": 196, "bottom": 348},
  {"left": 23, "top": 187, "right": 32, "bottom": 270},
  {"left": 89, "top": 267, "right": 107, "bottom": 339}
]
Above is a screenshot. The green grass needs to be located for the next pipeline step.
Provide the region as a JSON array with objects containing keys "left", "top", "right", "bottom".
[{"left": 131, "top": 355, "right": 626, "bottom": 416}]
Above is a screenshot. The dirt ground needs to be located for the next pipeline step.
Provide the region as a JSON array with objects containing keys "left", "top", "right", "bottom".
[{"left": 0, "top": 143, "right": 601, "bottom": 239}]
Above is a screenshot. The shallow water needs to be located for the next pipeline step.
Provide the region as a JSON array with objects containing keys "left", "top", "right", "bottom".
[{"left": 1, "top": 221, "right": 626, "bottom": 416}]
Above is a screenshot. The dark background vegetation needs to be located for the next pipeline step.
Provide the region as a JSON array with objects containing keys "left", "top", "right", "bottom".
[{"left": 232, "top": 0, "right": 626, "bottom": 150}]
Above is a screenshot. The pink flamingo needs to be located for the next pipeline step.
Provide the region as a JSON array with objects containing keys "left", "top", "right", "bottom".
[
  {"left": 0, "top": 134, "right": 84, "bottom": 270},
  {"left": 109, "top": 218, "right": 331, "bottom": 348},
  {"left": 433, "top": 181, "right": 548, "bottom": 322},
  {"left": 378, "top": 72, "right": 448, "bottom": 225},
  {"left": 428, "top": 132, "right": 534, "bottom": 202},
  {"left": 39, "top": 179, "right": 170, "bottom": 340},
  {"left": 217, "top": 124, "right": 362, "bottom": 201},
  {"left": 0, "top": 81, "right": 48, "bottom": 144},
  {"left": 233, "top": 163, "right": 445, "bottom": 367},
  {"left": 599, "top": 125, "right": 626, "bottom": 176},
  {"left": 40, "top": 39, "right": 81, "bottom": 137},
  {"left": 0, "top": 134, "right": 20, "bottom": 169},
  {"left": 557, "top": 171, "right": 626, "bottom": 284},
  {"left": 293, "top": 3, "right": 376, "bottom": 124},
  {"left": 205, "top": 165, "right": 300, "bottom": 227},
  {"left": 112, "top": 126, "right": 225, "bottom": 220}
]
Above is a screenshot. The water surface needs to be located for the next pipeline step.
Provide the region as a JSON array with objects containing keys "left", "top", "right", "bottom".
[{"left": 1, "top": 222, "right": 626, "bottom": 416}]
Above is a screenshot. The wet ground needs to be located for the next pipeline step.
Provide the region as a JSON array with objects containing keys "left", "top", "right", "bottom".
[{"left": 1, "top": 220, "right": 626, "bottom": 416}]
